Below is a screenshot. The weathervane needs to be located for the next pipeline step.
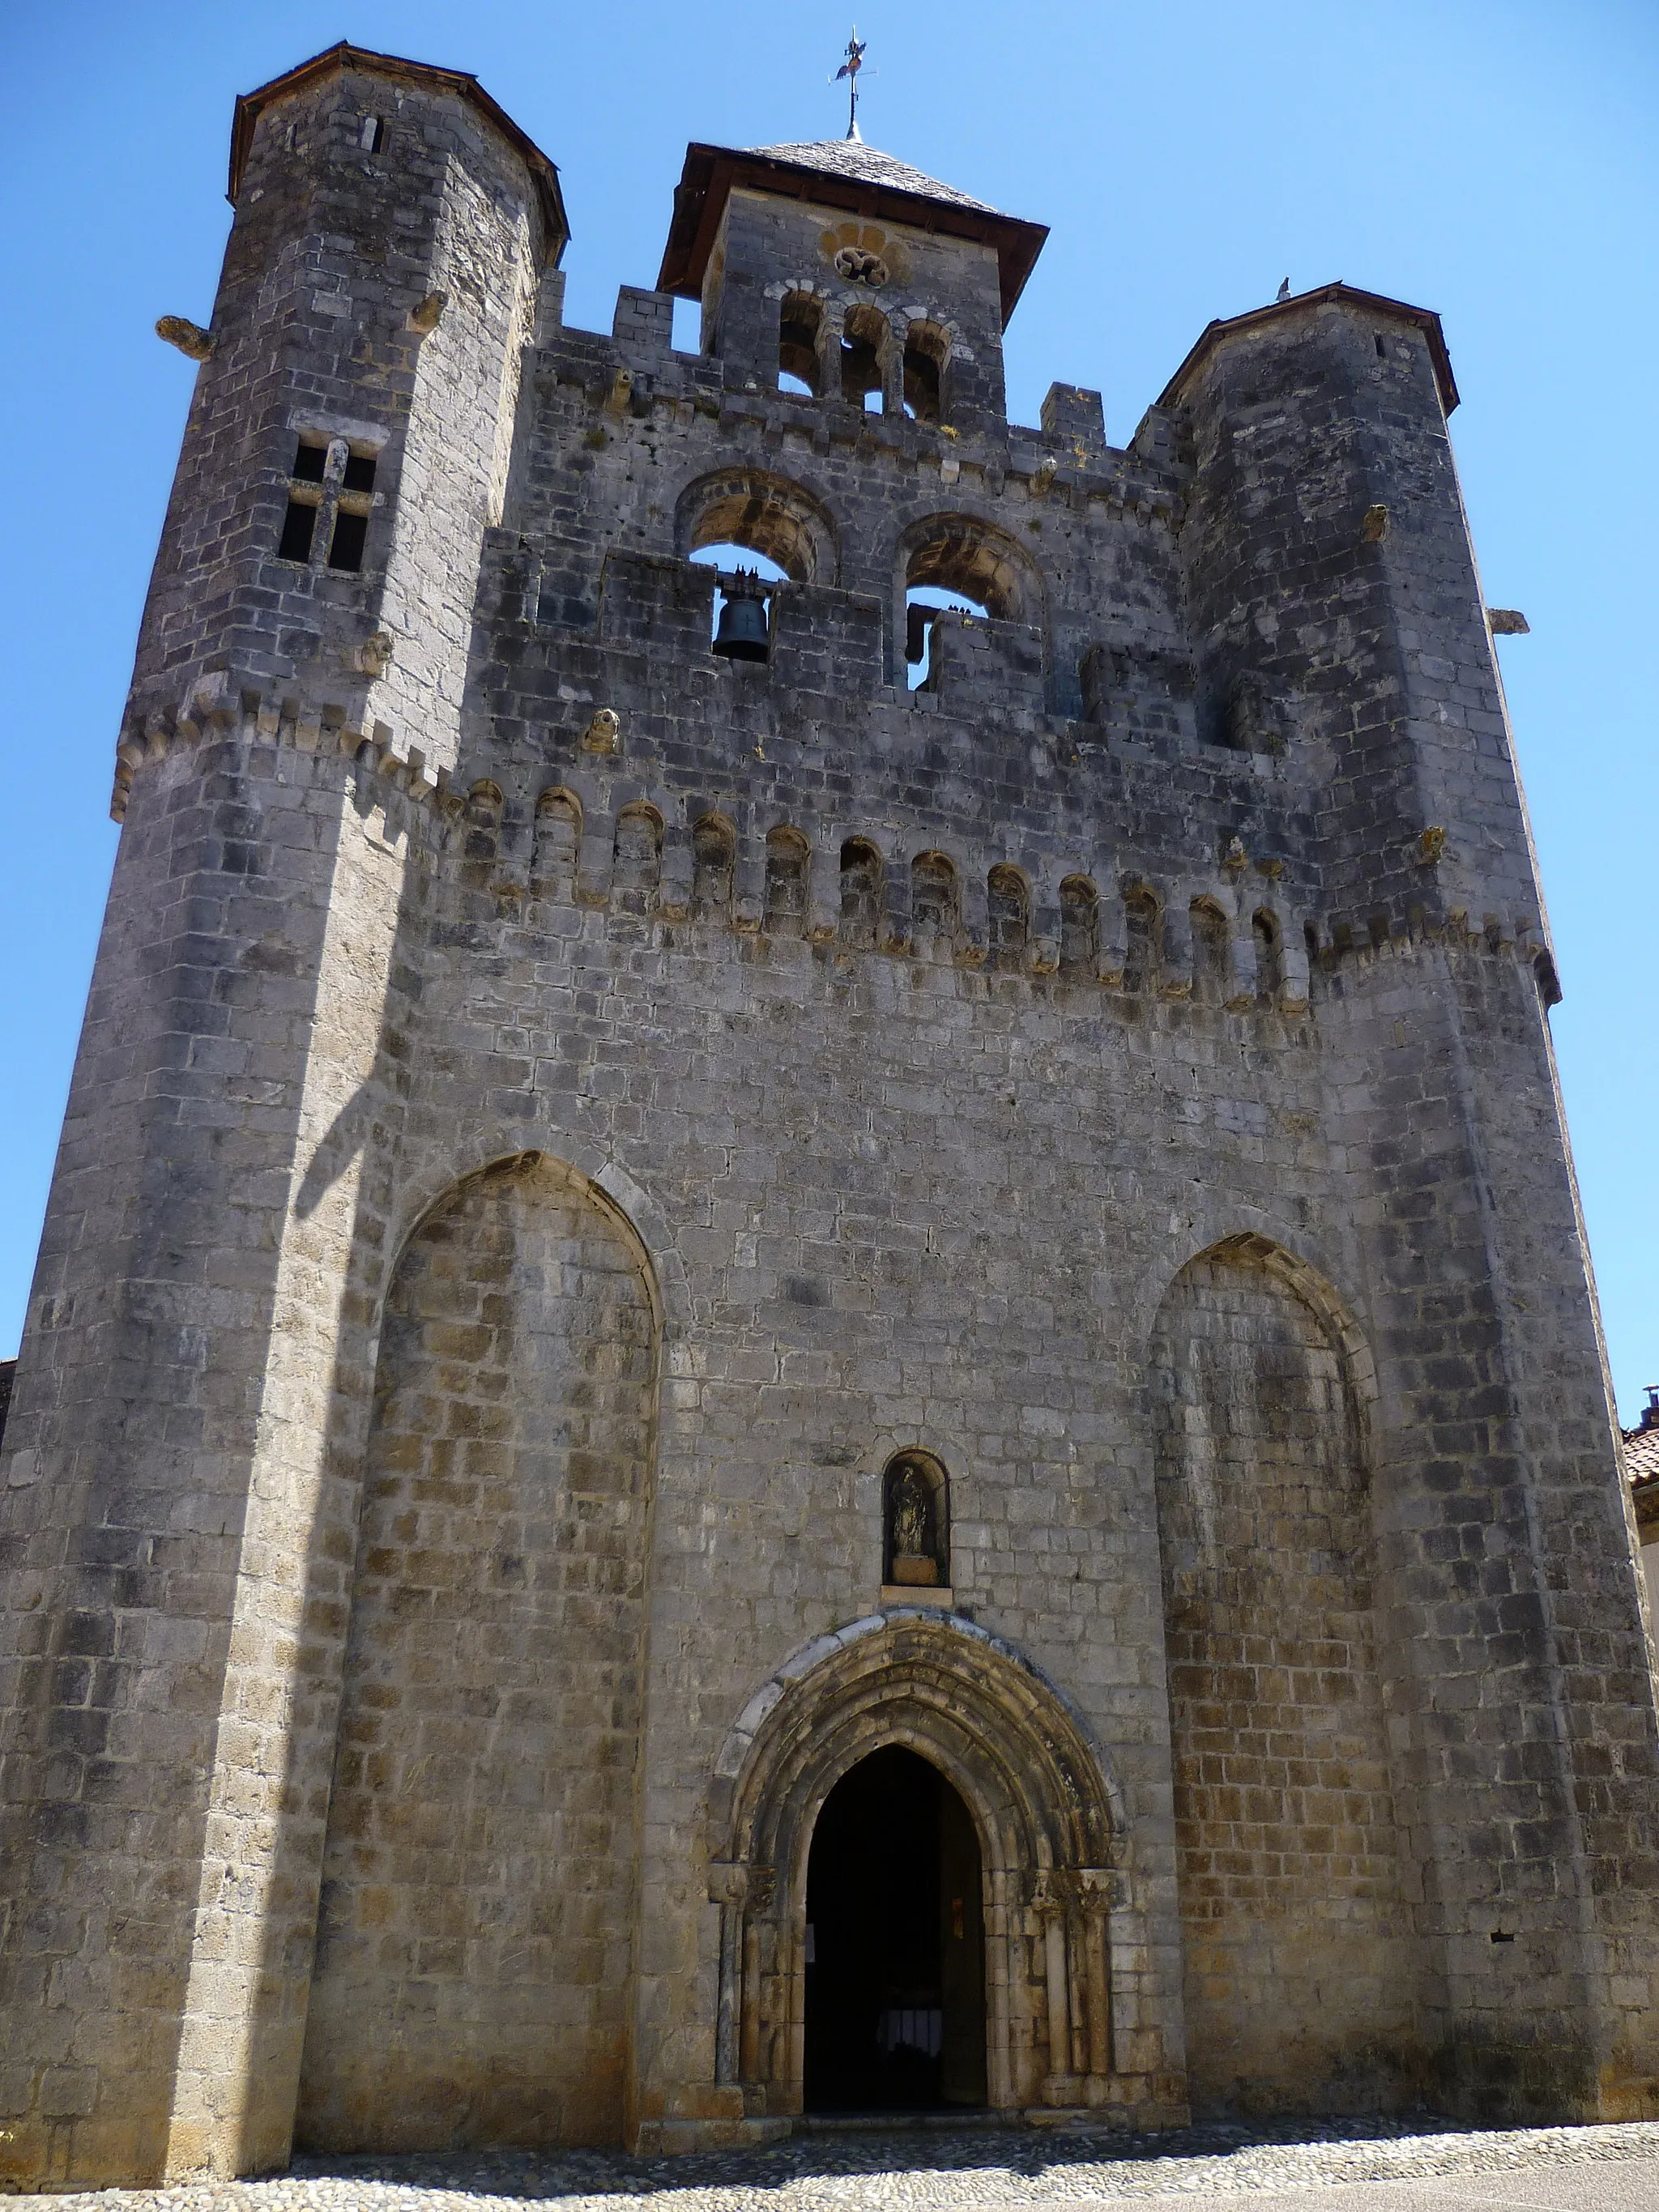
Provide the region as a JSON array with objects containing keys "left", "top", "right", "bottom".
[{"left": 834, "top": 29, "right": 868, "bottom": 142}]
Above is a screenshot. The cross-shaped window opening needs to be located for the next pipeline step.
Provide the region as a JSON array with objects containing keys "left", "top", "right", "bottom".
[{"left": 275, "top": 437, "right": 378, "bottom": 570}]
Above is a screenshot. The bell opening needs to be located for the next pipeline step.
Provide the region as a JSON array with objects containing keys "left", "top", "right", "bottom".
[
  {"left": 712, "top": 585, "right": 772, "bottom": 662},
  {"left": 693, "top": 544, "right": 787, "bottom": 664}
]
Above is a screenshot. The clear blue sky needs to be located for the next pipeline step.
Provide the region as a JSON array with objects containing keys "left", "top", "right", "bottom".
[{"left": 2, "top": 1, "right": 1655, "bottom": 1419}]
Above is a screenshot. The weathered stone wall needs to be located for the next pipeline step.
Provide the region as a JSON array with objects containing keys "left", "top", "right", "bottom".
[
  {"left": 297, "top": 1156, "right": 659, "bottom": 2150},
  {"left": 1152, "top": 1247, "right": 1422, "bottom": 2114},
  {"left": 0, "top": 53, "right": 553, "bottom": 2191},
  {"left": 1, "top": 40, "right": 1655, "bottom": 2189}
]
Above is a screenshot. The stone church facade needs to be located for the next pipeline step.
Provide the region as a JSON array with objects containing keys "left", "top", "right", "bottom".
[{"left": 2, "top": 39, "right": 1657, "bottom": 2191}]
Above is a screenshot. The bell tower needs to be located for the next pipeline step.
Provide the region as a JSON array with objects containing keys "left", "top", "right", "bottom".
[{"left": 656, "top": 137, "right": 1046, "bottom": 435}]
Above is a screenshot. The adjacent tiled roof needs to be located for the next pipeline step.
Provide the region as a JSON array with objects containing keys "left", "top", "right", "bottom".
[
  {"left": 747, "top": 139, "right": 1001, "bottom": 215},
  {"left": 1625, "top": 1400, "right": 1659, "bottom": 1536},
  {"left": 656, "top": 139, "right": 1047, "bottom": 322}
]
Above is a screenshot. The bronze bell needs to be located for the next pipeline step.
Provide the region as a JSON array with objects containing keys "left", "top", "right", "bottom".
[{"left": 713, "top": 590, "right": 770, "bottom": 661}]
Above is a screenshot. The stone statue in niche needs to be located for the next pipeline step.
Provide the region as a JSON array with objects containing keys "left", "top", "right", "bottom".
[{"left": 887, "top": 1455, "right": 941, "bottom": 1586}]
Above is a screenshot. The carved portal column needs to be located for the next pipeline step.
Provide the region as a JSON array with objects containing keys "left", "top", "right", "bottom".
[
  {"left": 709, "top": 1860, "right": 776, "bottom": 2089},
  {"left": 1032, "top": 1865, "right": 1121, "bottom": 2107}
]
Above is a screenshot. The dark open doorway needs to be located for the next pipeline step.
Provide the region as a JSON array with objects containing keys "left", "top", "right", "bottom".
[{"left": 803, "top": 1745, "right": 987, "bottom": 2113}]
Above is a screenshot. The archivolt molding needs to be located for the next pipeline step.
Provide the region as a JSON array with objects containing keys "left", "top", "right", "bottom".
[{"left": 707, "top": 1608, "right": 1129, "bottom": 2116}]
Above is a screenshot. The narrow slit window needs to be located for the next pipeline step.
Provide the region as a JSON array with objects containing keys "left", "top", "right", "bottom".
[
  {"left": 327, "top": 509, "right": 369, "bottom": 573},
  {"left": 277, "top": 499, "right": 318, "bottom": 564},
  {"left": 360, "top": 116, "right": 384, "bottom": 152}
]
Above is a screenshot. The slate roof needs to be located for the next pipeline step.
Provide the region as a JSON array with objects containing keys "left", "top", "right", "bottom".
[
  {"left": 656, "top": 139, "right": 1047, "bottom": 322},
  {"left": 746, "top": 139, "right": 1002, "bottom": 215}
]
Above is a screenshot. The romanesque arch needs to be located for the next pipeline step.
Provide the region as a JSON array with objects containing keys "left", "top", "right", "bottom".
[
  {"left": 707, "top": 1609, "right": 1124, "bottom": 2116},
  {"left": 674, "top": 467, "right": 838, "bottom": 583},
  {"left": 296, "top": 1153, "right": 662, "bottom": 2152},
  {"left": 1149, "top": 1234, "right": 1424, "bottom": 2115}
]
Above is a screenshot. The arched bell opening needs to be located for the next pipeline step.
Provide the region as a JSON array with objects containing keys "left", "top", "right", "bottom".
[
  {"left": 840, "top": 302, "right": 889, "bottom": 411},
  {"left": 898, "top": 515, "right": 1042, "bottom": 693},
  {"left": 709, "top": 1613, "right": 1127, "bottom": 2120},
  {"left": 676, "top": 469, "right": 838, "bottom": 662},
  {"left": 690, "top": 544, "right": 787, "bottom": 662},
  {"left": 803, "top": 1745, "right": 987, "bottom": 2112},
  {"left": 778, "top": 292, "right": 825, "bottom": 397},
  {"left": 902, "top": 321, "right": 950, "bottom": 424}
]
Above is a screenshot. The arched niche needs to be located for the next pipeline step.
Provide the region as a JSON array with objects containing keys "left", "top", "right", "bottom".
[
  {"left": 675, "top": 467, "right": 838, "bottom": 585},
  {"left": 692, "top": 812, "right": 737, "bottom": 919},
  {"left": 706, "top": 1612, "right": 1125, "bottom": 2118},
  {"left": 838, "top": 837, "right": 884, "bottom": 948},
  {"left": 614, "top": 801, "right": 664, "bottom": 914},
  {"left": 763, "top": 824, "right": 809, "bottom": 937},
  {"left": 296, "top": 1153, "right": 662, "bottom": 2152},
  {"left": 882, "top": 1449, "right": 949, "bottom": 1587},
  {"left": 1059, "top": 876, "right": 1099, "bottom": 979},
  {"left": 1148, "top": 1233, "right": 1423, "bottom": 2116}
]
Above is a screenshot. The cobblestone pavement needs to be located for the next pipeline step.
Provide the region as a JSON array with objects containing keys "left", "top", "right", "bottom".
[{"left": 8, "top": 2119, "right": 1659, "bottom": 2212}]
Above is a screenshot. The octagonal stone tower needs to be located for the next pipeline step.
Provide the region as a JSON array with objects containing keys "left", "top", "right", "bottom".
[{"left": 2, "top": 40, "right": 1656, "bottom": 2190}]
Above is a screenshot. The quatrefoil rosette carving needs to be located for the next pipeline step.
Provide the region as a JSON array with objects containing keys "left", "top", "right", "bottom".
[{"left": 834, "top": 245, "right": 889, "bottom": 287}]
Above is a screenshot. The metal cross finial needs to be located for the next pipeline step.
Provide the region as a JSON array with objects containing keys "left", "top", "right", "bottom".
[{"left": 834, "top": 29, "right": 868, "bottom": 141}]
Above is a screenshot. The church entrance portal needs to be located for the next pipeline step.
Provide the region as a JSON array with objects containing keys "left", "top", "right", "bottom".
[{"left": 804, "top": 1745, "right": 987, "bottom": 2112}]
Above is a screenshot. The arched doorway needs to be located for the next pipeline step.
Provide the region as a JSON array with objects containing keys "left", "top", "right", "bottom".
[
  {"left": 804, "top": 1745, "right": 986, "bottom": 2112},
  {"left": 708, "top": 1611, "right": 1130, "bottom": 2116}
]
